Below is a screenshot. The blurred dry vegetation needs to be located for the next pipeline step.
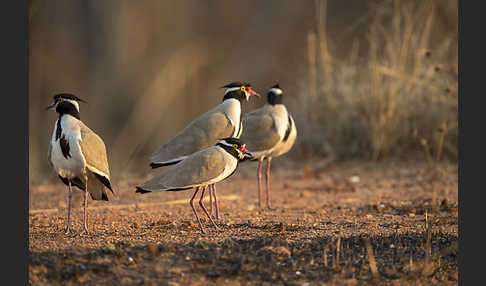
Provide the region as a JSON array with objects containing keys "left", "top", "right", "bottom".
[{"left": 29, "top": 0, "right": 457, "bottom": 185}]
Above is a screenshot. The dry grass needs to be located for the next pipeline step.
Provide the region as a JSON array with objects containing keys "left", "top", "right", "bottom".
[
  {"left": 28, "top": 1, "right": 457, "bottom": 184},
  {"left": 292, "top": 0, "right": 457, "bottom": 162}
]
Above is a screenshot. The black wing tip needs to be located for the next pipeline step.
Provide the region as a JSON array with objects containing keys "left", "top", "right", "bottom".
[
  {"left": 105, "top": 181, "right": 114, "bottom": 192},
  {"left": 240, "top": 157, "right": 259, "bottom": 163},
  {"left": 150, "top": 161, "right": 180, "bottom": 169},
  {"left": 136, "top": 187, "right": 152, "bottom": 194},
  {"left": 93, "top": 173, "right": 114, "bottom": 193},
  {"left": 59, "top": 175, "right": 86, "bottom": 191}
]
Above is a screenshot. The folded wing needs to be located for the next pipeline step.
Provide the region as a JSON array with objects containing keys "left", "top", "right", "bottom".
[
  {"left": 151, "top": 109, "right": 235, "bottom": 165},
  {"left": 140, "top": 147, "right": 227, "bottom": 192}
]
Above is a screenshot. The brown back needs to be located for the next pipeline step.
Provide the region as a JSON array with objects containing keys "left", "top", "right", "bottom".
[
  {"left": 240, "top": 105, "right": 280, "bottom": 152},
  {"left": 151, "top": 106, "right": 235, "bottom": 163},
  {"left": 79, "top": 121, "right": 111, "bottom": 178}
]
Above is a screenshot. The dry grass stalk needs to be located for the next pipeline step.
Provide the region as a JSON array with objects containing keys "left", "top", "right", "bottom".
[
  {"left": 316, "top": 0, "right": 333, "bottom": 92},
  {"left": 323, "top": 247, "right": 328, "bottom": 267},
  {"left": 423, "top": 209, "right": 434, "bottom": 276},
  {"left": 307, "top": 31, "right": 318, "bottom": 100},
  {"left": 409, "top": 252, "right": 414, "bottom": 270},
  {"left": 364, "top": 238, "right": 379, "bottom": 279},
  {"left": 335, "top": 236, "right": 341, "bottom": 268}
]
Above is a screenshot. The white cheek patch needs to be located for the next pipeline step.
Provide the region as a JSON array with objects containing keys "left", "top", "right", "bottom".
[
  {"left": 224, "top": 87, "right": 241, "bottom": 96},
  {"left": 218, "top": 140, "right": 233, "bottom": 147}
]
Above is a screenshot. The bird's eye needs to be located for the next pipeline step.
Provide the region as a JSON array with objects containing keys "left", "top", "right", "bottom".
[
  {"left": 233, "top": 144, "right": 238, "bottom": 149},
  {"left": 59, "top": 98, "right": 63, "bottom": 102},
  {"left": 240, "top": 86, "right": 246, "bottom": 92}
]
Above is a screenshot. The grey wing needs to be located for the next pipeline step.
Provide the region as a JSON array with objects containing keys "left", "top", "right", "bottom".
[
  {"left": 240, "top": 107, "right": 280, "bottom": 152},
  {"left": 151, "top": 110, "right": 235, "bottom": 164},
  {"left": 141, "top": 148, "right": 227, "bottom": 191}
]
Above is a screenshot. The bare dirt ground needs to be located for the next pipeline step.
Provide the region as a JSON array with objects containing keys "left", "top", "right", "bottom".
[{"left": 29, "top": 160, "right": 458, "bottom": 286}]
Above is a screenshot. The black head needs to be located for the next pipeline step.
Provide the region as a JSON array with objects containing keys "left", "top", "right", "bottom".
[
  {"left": 221, "top": 82, "right": 259, "bottom": 102},
  {"left": 53, "top": 93, "right": 87, "bottom": 103},
  {"left": 46, "top": 93, "right": 87, "bottom": 119},
  {"left": 267, "top": 83, "right": 284, "bottom": 105},
  {"left": 216, "top": 137, "right": 252, "bottom": 160}
]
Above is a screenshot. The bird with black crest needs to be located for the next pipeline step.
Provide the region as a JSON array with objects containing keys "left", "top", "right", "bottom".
[
  {"left": 239, "top": 83, "right": 297, "bottom": 209},
  {"left": 47, "top": 93, "right": 115, "bottom": 234},
  {"left": 137, "top": 137, "right": 252, "bottom": 234},
  {"left": 149, "top": 82, "right": 259, "bottom": 219}
]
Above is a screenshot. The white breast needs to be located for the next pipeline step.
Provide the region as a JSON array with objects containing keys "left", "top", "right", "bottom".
[
  {"left": 49, "top": 115, "right": 86, "bottom": 179},
  {"left": 271, "top": 104, "right": 289, "bottom": 140},
  {"left": 221, "top": 98, "right": 242, "bottom": 137}
]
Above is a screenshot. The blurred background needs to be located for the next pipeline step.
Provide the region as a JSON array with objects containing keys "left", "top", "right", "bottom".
[{"left": 29, "top": 0, "right": 457, "bottom": 185}]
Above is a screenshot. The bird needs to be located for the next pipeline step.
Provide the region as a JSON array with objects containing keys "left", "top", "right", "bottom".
[
  {"left": 46, "top": 93, "right": 115, "bottom": 234},
  {"left": 239, "top": 84, "right": 297, "bottom": 209},
  {"left": 136, "top": 137, "right": 252, "bottom": 234},
  {"left": 150, "top": 82, "right": 259, "bottom": 219}
]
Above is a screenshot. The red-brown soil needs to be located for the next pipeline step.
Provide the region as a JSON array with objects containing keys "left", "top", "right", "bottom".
[{"left": 29, "top": 161, "right": 458, "bottom": 285}]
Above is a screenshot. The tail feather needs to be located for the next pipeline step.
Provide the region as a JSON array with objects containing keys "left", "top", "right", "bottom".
[{"left": 90, "top": 191, "right": 109, "bottom": 201}]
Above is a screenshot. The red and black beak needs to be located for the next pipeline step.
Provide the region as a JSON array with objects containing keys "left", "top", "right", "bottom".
[
  {"left": 239, "top": 145, "right": 249, "bottom": 154},
  {"left": 45, "top": 100, "right": 57, "bottom": 110},
  {"left": 240, "top": 145, "right": 253, "bottom": 161},
  {"left": 246, "top": 86, "right": 260, "bottom": 97}
]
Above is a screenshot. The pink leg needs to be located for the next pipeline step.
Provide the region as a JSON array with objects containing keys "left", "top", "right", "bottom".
[
  {"left": 83, "top": 176, "right": 89, "bottom": 233},
  {"left": 209, "top": 184, "right": 214, "bottom": 217},
  {"left": 257, "top": 159, "right": 263, "bottom": 208},
  {"left": 64, "top": 181, "right": 73, "bottom": 234},
  {"left": 199, "top": 186, "right": 219, "bottom": 229},
  {"left": 265, "top": 157, "right": 274, "bottom": 210},
  {"left": 190, "top": 187, "right": 205, "bottom": 233},
  {"left": 212, "top": 184, "right": 220, "bottom": 220}
]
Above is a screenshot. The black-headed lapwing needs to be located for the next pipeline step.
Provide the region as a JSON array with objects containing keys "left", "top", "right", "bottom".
[
  {"left": 150, "top": 82, "right": 258, "bottom": 219},
  {"left": 47, "top": 93, "right": 115, "bottom": 234},
  {"left": 137, "top": 137, "right": 251, "bottom": 234},
  {"left": 240, "top": 84, "right": 297, "bottom": 209}
]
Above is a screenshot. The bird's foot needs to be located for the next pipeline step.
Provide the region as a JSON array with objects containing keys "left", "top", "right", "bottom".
[
  {"left": 265, "top": 204, "right": 276, "bottom": 211},
  {"left": 64, "top": 227, "right": 72, "bottom": 235}
]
